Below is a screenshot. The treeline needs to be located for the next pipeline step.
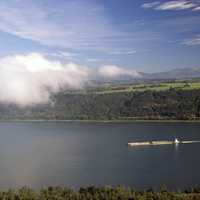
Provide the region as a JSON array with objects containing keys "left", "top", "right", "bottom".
[
  {"left": 0, "top": 186, "right": 200, "bottom": 200},
  {"left": 1, "top": 88, "right": 200, "bottom": 120}
]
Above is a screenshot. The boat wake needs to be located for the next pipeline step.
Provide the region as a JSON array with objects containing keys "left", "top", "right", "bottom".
[{"left": 181, "top": 141, "right": 200, "bottom": 144}]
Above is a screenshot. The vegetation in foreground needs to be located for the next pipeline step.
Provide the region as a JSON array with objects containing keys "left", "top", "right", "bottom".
[{"left": 0, "top": 186, "right": 200, "bottom": 200}]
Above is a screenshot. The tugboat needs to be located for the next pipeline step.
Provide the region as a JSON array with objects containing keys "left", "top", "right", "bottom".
[{"left": 174, "top": 138, "right": 180, "bottom": 144}]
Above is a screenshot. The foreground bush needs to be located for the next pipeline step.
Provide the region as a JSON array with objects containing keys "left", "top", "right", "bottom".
[{"left": 0, "top": 186, "right": 200, "bottom": 200}]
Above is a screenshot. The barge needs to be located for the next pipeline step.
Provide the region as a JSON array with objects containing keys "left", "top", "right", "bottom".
[{"left": 128, "top": 138, "right": 200, "bottom": 147}]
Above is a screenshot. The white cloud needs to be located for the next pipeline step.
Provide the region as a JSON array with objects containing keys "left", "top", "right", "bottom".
[
  {"left": 142, "top": 0, "right": 199, "bottom": 11},
  {"left": 98, "top": 65, "right": 141, "bottom": 78},
  {"left": 46, "top": 51, "right": 77, "bottom": 59},
  {"left": 0, "top": 0, "right": 125, "bottom": 50},
  {"left": 0, "top": 52, "right": 142, "bottom": 105},
  {"left": 107, "top": 50, "right": 137, "bottom": 55},
  {"left": 141, "top": 2, "right": 160, "bottom": 9},
  {"left": 193, "top": 6, "right": 200, "bottom": 10},
  {"left": 156, "top": 1, "right": 196, "bottom": 10},
  {"left": 0, "top": 53, "right": 90, "bottom": 106},
  {"left": 182, "top": 35, "right": 200, "bottom": 45}
]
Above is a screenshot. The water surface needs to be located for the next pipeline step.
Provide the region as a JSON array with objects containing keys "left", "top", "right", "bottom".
[{"left": 0, "top": 121, "right": 200, "bottom": 189}]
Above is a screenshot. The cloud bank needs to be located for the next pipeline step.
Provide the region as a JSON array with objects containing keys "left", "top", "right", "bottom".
[
  {"left": 0, "top": 53, "right": 89, "bottom": 106},
  {"left": 0, "top": 53, "right": 140, "bottom": 106}
]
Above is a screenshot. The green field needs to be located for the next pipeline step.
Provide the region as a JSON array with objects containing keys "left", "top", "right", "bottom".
[{"left": 93, "top": 81, "right": 200, "bottom": 94}]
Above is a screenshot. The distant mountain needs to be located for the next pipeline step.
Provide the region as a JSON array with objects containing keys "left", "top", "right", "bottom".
[
  {"left": 92, "top": 67, "right": 200, "bottom": 85},
  {"left": 145, "top": 67, "right": 200, "bottom": 80}
]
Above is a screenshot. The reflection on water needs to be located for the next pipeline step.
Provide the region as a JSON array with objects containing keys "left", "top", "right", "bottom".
[{"left": 0, "top": 122, "right": 199, "bottom": 189}]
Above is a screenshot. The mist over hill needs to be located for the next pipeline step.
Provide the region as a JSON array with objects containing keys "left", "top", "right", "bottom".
[
  {"left": 0, "top": 80, "right": 200, "bottom": 121},
  {"left": 0, "top": 51, "right": 198, "bottom": 107},
  {"left": 0, "top": 56, "right": 200, "bottom": 121}
]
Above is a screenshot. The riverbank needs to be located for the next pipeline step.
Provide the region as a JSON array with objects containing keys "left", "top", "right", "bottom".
[
  {"left": 0, "top": 186, "right": 200, "bottom": 200},
  {"left": 1, "top": 118, "right": 200, "bottom": 123},
  {"left": 1, "top": 88, "right": 200, "bottom": 121}
]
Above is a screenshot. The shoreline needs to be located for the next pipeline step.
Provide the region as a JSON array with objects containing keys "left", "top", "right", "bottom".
[{"left": 1, "top": 119, "right": 200, "bottom": 123}]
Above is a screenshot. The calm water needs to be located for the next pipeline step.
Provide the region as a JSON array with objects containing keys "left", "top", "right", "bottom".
[{"left": 0, "top": 121, "right": 200, "bottom": 189}]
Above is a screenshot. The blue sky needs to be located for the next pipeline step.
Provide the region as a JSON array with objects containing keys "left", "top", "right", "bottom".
[{"left": 0, "top": 0, "right": 200, "bottom": 72}]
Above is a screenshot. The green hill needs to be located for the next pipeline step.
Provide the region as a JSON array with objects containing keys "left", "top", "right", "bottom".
[{"left": 1, "top": 80, "right": 200, "bottom": 120}]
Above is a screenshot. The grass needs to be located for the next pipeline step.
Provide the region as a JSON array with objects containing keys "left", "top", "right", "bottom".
[
  {"left": 0, "top": 186, "right": 200, "bottom": 200},
  {"left": 93, "top": 81, "right": 200, "bottom": 94},
  {"left": 60, "top": 80, "right": 200, "bottom": 95}
]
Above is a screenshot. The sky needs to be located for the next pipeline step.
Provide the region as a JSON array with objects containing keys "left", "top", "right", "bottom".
[{"left": 0, "top": 0, "right": 199, "bottom": 73}]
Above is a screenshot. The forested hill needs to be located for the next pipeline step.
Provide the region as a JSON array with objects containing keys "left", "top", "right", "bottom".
[{"left": 1, "top": 81, "right": 200, "bottom": 120}]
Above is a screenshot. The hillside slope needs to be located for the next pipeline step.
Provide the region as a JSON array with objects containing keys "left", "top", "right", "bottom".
[{"left": 1, "top": 87, "right": 200, "bottom": 120}]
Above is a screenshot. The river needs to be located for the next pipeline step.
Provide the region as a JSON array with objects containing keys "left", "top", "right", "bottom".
[{"left": 0, "top": 121, "right": 199, "bottom": 189}]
